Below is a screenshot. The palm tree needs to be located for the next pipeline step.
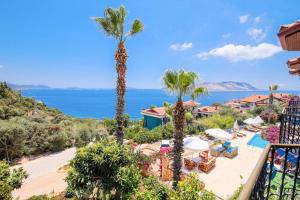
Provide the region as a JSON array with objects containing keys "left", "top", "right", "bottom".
[
  {"left": 162, "top": 69, "right": 207, "bottom": 188},
  {"left": 268, "top": 84, "right": 279, "bottom": 106},
  {"left": 94, "top": 6, "right": 143, "bottom": 143},
  {"left": 267, "top": 84, "right": 279, "bottom": 124}
]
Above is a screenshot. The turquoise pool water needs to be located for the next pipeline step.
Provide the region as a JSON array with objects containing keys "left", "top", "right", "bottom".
[{"left": 247, "top": 133, "right": 269, "bottom": 149}]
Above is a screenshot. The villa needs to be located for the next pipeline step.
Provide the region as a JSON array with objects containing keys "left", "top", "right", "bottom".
[
  {"left": 142, "top": 107, "right": 167, "bottom": 129},
  {"left": 241, "top": 95, "right": 269, "bottom": 109},
  {"left": 198, "top": 105, "right": 220, "bottom": 117},
  {"left": 240, "top": 94, "right": 287, "bottom": 110}
]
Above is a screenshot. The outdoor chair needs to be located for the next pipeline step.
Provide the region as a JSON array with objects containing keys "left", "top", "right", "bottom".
[
  {"left": 223, "top": 146, "right": 238, "bottom": 158},
  {"left": 198, "top": 151, "right": 216, "bottom": 173},
  {"left": 184, "top": 158, "right": 197, "bottom": 170},
  {"left": 222, "top": 141, "right": 231, "bottom": 149},
  {"left": 210, "top": 146, "right": 225, "bottom": 157}
]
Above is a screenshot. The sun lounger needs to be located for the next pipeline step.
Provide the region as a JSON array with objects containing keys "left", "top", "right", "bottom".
[
  {"left": 223, "top": 146, "right": 238, "bottom": 158},
  {"left": 198, "top": 151, "right": 216, "bottom": 173},
  {"left": 210, "top": 146, "right": 225, "bottom": 157}
]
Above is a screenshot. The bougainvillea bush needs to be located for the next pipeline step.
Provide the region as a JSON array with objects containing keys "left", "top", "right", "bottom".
[{"left": 263, "top": 125, "right": 280, "bottom": 143}]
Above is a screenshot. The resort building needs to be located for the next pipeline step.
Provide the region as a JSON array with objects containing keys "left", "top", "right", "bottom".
[
  {"left": 183, "top": 100, "right": 200, "bottom": 116},
  {"left": 198, "top": 105, "right": 220, "bottom": 117},
  {"left": 142, "top": 107, "right": 167, "bottom": 129},
  {"left": 241, "top": 95, "right": 269, "bottom": 109},
  {"left": 241, "top": 94, "right": 287, "bottom": 110}
]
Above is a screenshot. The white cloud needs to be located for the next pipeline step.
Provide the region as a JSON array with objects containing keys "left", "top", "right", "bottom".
[
  {"left": 239, "top": 14, "right": 250, "bottom": 23},
  {"left": 247, "top": 28, "right": 266, "bottom": 41},
  {"left": 170, "top": 42, "right": 193, "bottom": 51},
  {"left": 222, "top": 33, "right": 231, "bottom": 38},
  {"left": 255, "top": 16, "right": 261, "bottom": 23},
  {"left": 195, "top": 43, "right": 282, "bottom": 62}
]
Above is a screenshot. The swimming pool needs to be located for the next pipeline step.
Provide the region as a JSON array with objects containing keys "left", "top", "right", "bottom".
[{"left": 247, "top": 133, "right": 269, "bottom": 149}]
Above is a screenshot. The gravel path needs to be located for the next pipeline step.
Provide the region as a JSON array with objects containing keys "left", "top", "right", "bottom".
[{"left": 12, "top": 148, "right": 76, "bottom": 200}]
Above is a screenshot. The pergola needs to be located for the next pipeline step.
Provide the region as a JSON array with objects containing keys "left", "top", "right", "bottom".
[{"left": 278, "top": 20, "right": 300, "bottom": 76}]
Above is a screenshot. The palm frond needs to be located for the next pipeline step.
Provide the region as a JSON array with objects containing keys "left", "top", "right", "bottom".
[
  {"left": 93, "top": 17, "right": 116, "bottom": 37},
  {"left": 162, "top": 70, "right": 179, "bottom": 96},
  {"left": 162, "top": 69, "right": 200, "bottom": 100},
  {"left": 191, "top": 87, "right": 208, "bottom": 101},
  {"left": 127, "top": 19, "right": 144, "bottom": 37}
]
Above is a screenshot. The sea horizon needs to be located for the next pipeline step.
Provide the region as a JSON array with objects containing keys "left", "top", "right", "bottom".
[{"left": 22, "top": 89, "right": 299, "bottom": 120}]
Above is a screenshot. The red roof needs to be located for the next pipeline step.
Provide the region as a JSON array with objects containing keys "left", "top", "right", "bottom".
[
  {"left": 183, "top": 100, "right": 199, "bottom": 107},
  {"left": 142, "top": 107, "right": 166, "bottom": 117},
  {"left": 198, "top": 106, "right": 219, "bottom": 113},
  {"left": 241, "top": 95, "right": 269, "bottom": 103}
]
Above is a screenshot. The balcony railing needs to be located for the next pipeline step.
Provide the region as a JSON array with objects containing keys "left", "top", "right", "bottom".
[
  {"left": 239, "top": 144, "right": 300, "bottom": 200},
  {"left": 279, "top": 114, "right": 300, "bottom": 144}
]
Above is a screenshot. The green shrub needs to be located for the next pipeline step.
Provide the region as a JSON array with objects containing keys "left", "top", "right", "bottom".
[
  {"left": 134, "top": 128, "right": 162, "bottom": 144},
  {"left": 27, "top": 195, "right": 53, "bottom": 200},
  {"left": 0, "top": 161, "right": 27, "bottom": 199},
  {"left": 229, "top": 184, "right": 244, "bottom": 200},
  {"left": 0, "top": 181, "right": 12, "bottom": 200},
  {"left": 184, "top": 124, "right": 197, "bottom": 135},
  {"left": 142, "top": 176, "right": 170, "bottom": 200},
  {"left": 199, "top": 114, "right": 234, "bottom": 130}
]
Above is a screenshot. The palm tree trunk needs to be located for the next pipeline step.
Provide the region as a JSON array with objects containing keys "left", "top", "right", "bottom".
[
  {"left": 268, "top": 93, "right": 273, "bottom": 124},
  {"left": 115, "top": 42, "right": 128, "bottom": 144},
  {"left": 172, "top": 100, "right": 185, "bottom": 189}
]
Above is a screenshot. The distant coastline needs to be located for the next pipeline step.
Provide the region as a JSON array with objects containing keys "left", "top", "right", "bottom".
[
  {"left": 21, "top": 89, "right": 299, "bottom": 119},
  {"left": 5, "top": 81, "right": 263, "bottom": 92}
]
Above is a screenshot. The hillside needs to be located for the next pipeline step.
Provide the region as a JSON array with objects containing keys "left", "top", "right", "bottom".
[
  {"left": 0, "top": 82, "right": 106, "bottom": 162},
  {"left": 7, "top": 83, "right": 51, "bottom": 90},
  {"left": 201, "top": 81, "right": 259, "bottom": 91}
]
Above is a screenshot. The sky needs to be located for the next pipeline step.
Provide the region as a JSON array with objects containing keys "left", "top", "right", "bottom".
[{"left": 0, "top": 0, "right": 300, "bottom": 90}]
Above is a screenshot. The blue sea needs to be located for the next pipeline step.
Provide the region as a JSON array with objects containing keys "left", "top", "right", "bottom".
[{"left": 22, "top": 89, "right": 299, "bottom": 119}]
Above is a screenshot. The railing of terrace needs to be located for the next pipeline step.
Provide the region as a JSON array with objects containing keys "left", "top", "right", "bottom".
[
  {"left": 288, "top": 97, "right": 300, "bottom": 107},
  {"left": 279, "top": 114, "right": 300, "bottom": 144},
  {"left": 239, "top": 144, "right": 300, "bottom": 200}
]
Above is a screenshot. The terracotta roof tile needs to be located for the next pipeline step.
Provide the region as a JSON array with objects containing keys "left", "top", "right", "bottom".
[
  {"left": 183, "top": 100, "right": 199, "bottom": 107},
  {"left": 198, "top": 106, "right": 219, "bottom": 113},
  {"left": 142, "top": 107, "right": 166, "bottom": 117},
  {"left": 241, "top": 95, "right": 269, "bottom": 103}
]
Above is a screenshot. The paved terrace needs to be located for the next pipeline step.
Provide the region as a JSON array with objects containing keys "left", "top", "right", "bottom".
[
  {"left": 12, "top": 148, "right": 76, "bottom": 200},
  {"left": 141, "top": 130, "right": 264, "bottom": 200}
]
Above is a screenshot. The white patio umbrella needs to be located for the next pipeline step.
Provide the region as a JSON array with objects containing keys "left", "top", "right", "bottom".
[
  {"left": 183, "top": 136, "right": 209, "bottom": 151},
  {"left": 243, "top": 118, "right": 256, "bottom": 125},
  {"left": 233, "top": 120, "right": 240, "bottom": 131},
  {"left": 254, "top": 116, "right": 264, "bottom": 124},
  {"left": 205, "top": 128, "right": 232, "bottom": 140}
]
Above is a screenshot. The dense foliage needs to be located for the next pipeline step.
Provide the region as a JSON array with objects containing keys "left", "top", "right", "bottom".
[
  {"left": 0, "top": 83, "right": 107, "bottom": 162},
  {"left": 0, "top": 161, "right": 28, "bottom": 200},
  {"left": 198, "top": 114, "right": 235, "bottom": 129},
  {"left": 124, "top": 122, "right": 174, "bottom": 144},
  {"left": 67, "top": 138, "right": 141, "bottom": 199}
]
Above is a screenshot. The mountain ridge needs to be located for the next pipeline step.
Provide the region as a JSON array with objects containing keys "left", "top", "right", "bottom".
[{"left": 4, "top": 81, "right": 259, "bottom": 91}]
